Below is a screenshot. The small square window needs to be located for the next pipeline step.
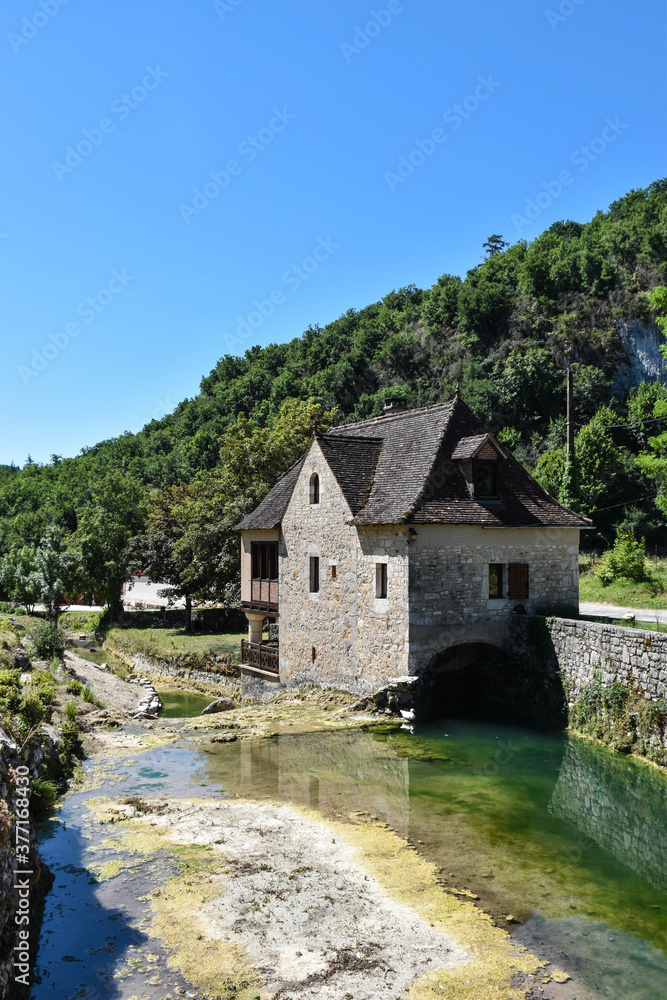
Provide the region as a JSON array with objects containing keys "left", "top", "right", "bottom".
[
  {"left": 309, "top": 557, "right": 320, "bottom": 593},
  {"left": 375, "top": 563, "right": 388, "bottom": 599},
  {"left": 489, "top": 564, "right": 503, "bottom": 599}
]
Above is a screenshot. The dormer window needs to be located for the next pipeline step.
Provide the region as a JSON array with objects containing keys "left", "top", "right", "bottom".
[
  {"left": 474, "top": 460, "right": 498, "bottom": 500},
  {"left": 451, "top": 434, "right": 502, "bottom": 502},
  {"left": 309, "top": 473, "right": 320, "bottom": 505}
]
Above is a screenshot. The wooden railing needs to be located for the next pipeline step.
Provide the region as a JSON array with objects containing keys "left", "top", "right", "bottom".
[{"left": 241, "top": 640, "right": 279, "bottom": 675}]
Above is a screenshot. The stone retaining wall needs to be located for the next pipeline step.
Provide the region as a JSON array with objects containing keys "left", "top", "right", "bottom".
[
  {"left": 106, "top": 642, "right": 241, "bottom": 698},
  {"left": 510, "top": 615, "right": 667, "bottom": 759},
  {"left": 550, "top": 617, "right": 667, "bottom": 702}
]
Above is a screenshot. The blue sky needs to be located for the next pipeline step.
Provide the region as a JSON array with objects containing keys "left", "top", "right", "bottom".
[{"left": 0, "top": 0, "right": 665, "bottom": 465}]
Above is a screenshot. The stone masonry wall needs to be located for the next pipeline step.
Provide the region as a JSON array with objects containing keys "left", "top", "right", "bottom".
[
  {"left": 279, "top": 439, "right": 410, "bottom": 694},
  {"left": 548, "top": 617, "right": 667, "bottom": 703},
  {"left": 408, "top": 525, "right": 580, "bottom": 673}
]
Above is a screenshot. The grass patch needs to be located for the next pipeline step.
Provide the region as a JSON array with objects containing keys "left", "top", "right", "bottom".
[
  {"left": 580, "top": 559, "right": 667, "bottom": 610},
  {"left": 107, "top": 623, "right": 244, "bottom": 664}
]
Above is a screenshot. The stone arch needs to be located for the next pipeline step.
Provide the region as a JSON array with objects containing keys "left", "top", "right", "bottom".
[{"left": 416, "top": 640, "right": 510, "bottom": 721}]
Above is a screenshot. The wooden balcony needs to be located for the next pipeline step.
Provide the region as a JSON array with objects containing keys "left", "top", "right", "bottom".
[
  {"left": 242, "top": 579, "right": 279, "bottom": 615},
  {"left": 241, "top": 640, "right": 279, "bottom": 675}
]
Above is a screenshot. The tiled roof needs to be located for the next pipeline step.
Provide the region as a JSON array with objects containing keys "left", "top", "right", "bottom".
[
  {"left": 317, "top": 434, "right": 382, "bottom": 514},
  {"left": 451, "top": 434, "right": 499, "bottom": 460},
  {"left": 235, "top": 457, "right": 304, "bottom": 530},
  {"left": 331, "top": 403, "right": 456, "bottom": 524},
  {"left": 237, "top": 397, "right": 592, "bottom": 531}
]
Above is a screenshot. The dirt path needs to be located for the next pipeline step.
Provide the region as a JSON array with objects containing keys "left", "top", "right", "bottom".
[{"left": 64, "top": 649, "right": 139, "bottom": 713}]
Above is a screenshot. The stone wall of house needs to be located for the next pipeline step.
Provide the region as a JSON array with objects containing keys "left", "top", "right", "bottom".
[
  {"left": 408, "top": 525, "right": 580, "bottom": 673},
  {"left": 278, "top": 439, "right": 410, "bottom": 694}
]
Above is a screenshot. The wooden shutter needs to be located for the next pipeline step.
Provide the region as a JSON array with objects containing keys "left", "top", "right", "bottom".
[{"left": 508, "top": 563, "right": 529, "bottom": 600}]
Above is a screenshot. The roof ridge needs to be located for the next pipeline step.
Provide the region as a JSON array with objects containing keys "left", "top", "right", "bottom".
[
  {"left": 323, "top": 431, "right": 387, "bottom": 443},
  {"left": 336, "top": 400, "right": 455, "bottom": 432}
]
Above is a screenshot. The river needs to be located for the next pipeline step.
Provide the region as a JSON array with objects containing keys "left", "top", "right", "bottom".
[{"left": 25, "top": 715, "right": 667, "bottom": 999}]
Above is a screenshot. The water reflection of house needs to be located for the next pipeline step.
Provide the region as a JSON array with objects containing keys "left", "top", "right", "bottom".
[{"left": 212, "top": 731, "right": 410, "bottom": 838}]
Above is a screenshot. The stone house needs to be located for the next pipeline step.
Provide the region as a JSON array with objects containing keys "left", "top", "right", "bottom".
[{"left": 236, "top": 394, "right": 590, "bottom": 700}]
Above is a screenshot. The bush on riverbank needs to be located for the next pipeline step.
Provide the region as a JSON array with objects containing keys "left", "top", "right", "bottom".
[{"left": 569, "top": 674, "right": 667, "bottom": 766}]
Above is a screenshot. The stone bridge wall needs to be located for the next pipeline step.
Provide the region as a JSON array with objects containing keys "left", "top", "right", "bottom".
[{"left": 534, "top": 617, "right": 667, "bottom": 703}]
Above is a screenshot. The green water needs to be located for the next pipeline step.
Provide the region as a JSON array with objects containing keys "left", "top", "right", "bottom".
[
  {"left": 203, "top": 720, "right": 667, "bottom": 999},
  {"left": 70, "top": 639, "right": 128, "bottom": 676},
  {"left": 157, "top": 686, "right": 212, "bottom": 717}
]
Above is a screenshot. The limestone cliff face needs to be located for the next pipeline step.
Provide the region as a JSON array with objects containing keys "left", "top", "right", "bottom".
[{"left": 613, "top": 319, "right": 667, "bottom": 394}]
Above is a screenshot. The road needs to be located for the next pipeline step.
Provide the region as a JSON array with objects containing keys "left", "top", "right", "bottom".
[{"left": 580, "top": 602, "right": 667, "bottom": 625}]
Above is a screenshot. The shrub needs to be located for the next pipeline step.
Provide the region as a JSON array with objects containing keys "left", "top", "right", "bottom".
[
  {"left": 65, "top": 702, "right": 77, "bottom": 722},
  {"left": 66, "top": 679, "right": 83, "bottom": 696},
  {"left": 59, "top": 719, "right": 80, "bottom": 761},
  {"left": 31, "top": 777, "right": 58, "bottom": 816},
  {"left": 31, "top": 669, "right": 57, "bottom": 706},
  {"left": 29, "top": 621, "right": 68, "bottom": 660},
  {"left": 596, "top": 528, "right": 650, "bottom": 584},
  {"left": 18, "top": 692, "right": 45, "bottom": 726}
]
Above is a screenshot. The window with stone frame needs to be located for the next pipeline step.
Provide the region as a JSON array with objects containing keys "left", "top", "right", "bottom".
[
  {"left": 375, "top": 562, "right": 388, "bottom": 599},
  {"left": 309, "top": 556, "right": 320, "bottom": 593},
  {"left": 507, "top": 563, "right": 529, "bottom": 600},
  {"left": 488, "top": 564, "right": 503, "bottom": 599}
]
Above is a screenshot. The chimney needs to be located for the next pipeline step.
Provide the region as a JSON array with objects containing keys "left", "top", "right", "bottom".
[{"left": 383, "top": 397, "right": 408, "bottom": 414}]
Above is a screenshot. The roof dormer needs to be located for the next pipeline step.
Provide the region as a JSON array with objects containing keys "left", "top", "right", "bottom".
[{"left": 451, "top": 434, "right": 504, "bottom": 502}]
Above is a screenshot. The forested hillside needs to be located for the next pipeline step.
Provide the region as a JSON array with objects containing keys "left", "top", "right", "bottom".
[{"left": 2, "top": 179, "right": 667, "bottom": 611}]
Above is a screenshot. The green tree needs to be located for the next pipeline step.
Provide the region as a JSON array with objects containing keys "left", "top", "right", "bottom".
[
  {"left": 35, "top": 525, "right": 77, "bottom": 620},
  {"left": 482, "top": 234, "right": 509, "bottom": 259},
  {"left": 494, "top": 345, "right": 564, "bottom": 426},
  {"left": 173, "top": 398, "right": 335, "bottom": 607},
  {"left": 636, "top": 394, "right": 667, "bottom": 518},
  {"left": 648, "top": 285, "right": 667, "bottom": 345},
  {"left": 558, "top": 453, "right": 582, "bottom": 512},
  {"left": 131, "top": 482, "right": 204, "bottom": 631},
  {"left": 70, "top": 473, "right": 147, "bottom": 620},
  {"left": 0, "top": 544, "right": 41, "bottom": 613}
]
